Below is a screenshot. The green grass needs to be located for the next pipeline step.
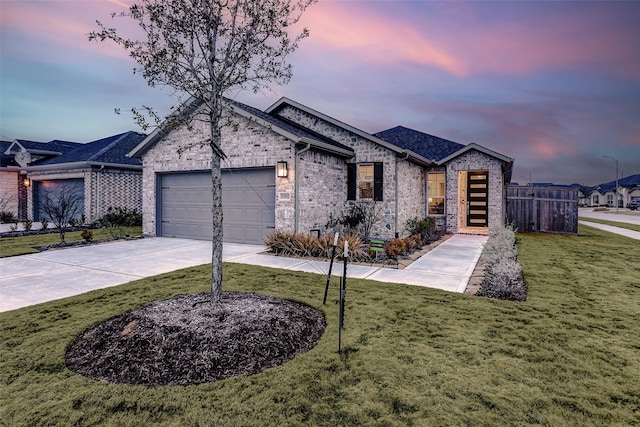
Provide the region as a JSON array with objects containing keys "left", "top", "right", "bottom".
[
  {"left": 579, "top": 216, "right": 640, "bottom": 232},
  {"left": 1, "top": 225, "right": 639, "bottom": 425},
  {"left": 0, "top": 227, "right": 143, "bottom": 258}
]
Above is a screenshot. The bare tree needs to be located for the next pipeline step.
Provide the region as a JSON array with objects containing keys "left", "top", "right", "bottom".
[
  {"left": 89, "top": 0, "right": 316, "bottom": 303},
  {"left": 42, "top": 186, "right": 83, "bottom": 243}
]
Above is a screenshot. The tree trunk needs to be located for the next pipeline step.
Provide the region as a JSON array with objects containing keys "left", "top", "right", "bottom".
[{"left": 210, "top": 127, "right": 224, "bottom": 304}]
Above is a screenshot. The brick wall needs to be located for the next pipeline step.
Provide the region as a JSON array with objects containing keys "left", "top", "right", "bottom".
[
  {"left": 27, "top": 167, "right": 142, "bottom": 223},
  {"left": 90, "top": 169, "right": 143, "bottom": 220},
  {"left": 0, "top": 171, "right": 19, "bottom": 216},
  {"left": 445, "top": 150, "right": 505, "bottom": 233},
  {"left": 275, "top": 105, "right": 424, "bottom": 239},
  {"left": 140, "top": 113, "right": 296, "bottom": 237}
]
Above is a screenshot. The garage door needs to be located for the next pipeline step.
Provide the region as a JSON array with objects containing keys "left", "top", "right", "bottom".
[
  {"left": 159, "top": 168, "right": 275, "bottom": 244},
  {"left": 34, "top": 179, "right": 85, "bottom": 222}
]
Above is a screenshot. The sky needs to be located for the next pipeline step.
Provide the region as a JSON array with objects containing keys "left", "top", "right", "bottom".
[{"left": 1, "top": 0, "right": 639, "bottom": 186}]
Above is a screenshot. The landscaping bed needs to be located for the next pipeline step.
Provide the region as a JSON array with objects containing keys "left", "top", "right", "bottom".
[{"left": 66, "top": 292, "right": 325, "bottom": 386}]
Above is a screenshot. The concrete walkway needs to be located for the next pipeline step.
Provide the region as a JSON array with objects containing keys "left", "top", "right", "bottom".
[
  {"left": 0, "top": 234, "right": 486, "bottom": 312},
  {"left": 578, "top": 220, "right": 640, "bottom": 240}
]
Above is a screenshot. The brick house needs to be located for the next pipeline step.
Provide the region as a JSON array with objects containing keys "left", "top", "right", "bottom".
[
  {"left": 1, "top": 132, "right": 145, "bottom": 223},
  {"left": 129, "top": 97, "right": 514, "bottom": 244}
]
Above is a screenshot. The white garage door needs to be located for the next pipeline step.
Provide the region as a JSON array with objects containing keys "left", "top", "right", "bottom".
[{"left": 159, "top": 168, "right": 275, "bottom": 244}]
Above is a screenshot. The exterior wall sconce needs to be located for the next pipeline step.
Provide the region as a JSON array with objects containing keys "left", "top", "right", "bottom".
[
  {"left": 277, "top": 161, "right": 288, "bottom": 178},
  {"left": 23, "top": 177, "right": 31, "bottom": 187}
]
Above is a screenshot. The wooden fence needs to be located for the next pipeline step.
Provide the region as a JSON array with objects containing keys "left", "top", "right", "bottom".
[{"left": 505, "top": 186, "right": 578, "bottom": 234}]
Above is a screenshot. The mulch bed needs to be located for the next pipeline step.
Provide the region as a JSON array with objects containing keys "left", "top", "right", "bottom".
[{"left": 65, "top": 292, "right": 326, "bottom": 386}]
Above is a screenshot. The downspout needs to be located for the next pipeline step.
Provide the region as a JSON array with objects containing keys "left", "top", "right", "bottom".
[
  {"left": 294, "top": 142, "right": 311, "bottom": 233},
  {"left": 395, "top": 153, "right": 410, "bottom": 238}
]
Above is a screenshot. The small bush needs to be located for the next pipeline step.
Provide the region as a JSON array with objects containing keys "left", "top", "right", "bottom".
[
  {"left": 96, "top": 207, "right": 142, "bottom": 228},
  {"left": 477, "top": 224, "right": 527, "bottom": 301},
  {"left": 385, "top": 238, "right": 407, "bottom": 260},
  {"left": 81, "top": 229, "right": 94, "bottom": 242},
  {"left": 22, "top": 218, "right": 33, "bottom": 232},
  {"left": 41, "top": 219, "right": 49, "bottom": 230},
  {"left": 0, "top": 211, "right": 17, "bottom": 224},
  {"left": 265, "top": 231, "right": 365, "bottom": 262}
]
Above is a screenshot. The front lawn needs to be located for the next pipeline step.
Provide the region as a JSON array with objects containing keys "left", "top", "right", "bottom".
[
  {"left": 0, "top": 227, "right": 143, "bottom": 258},
  {"left": 1, "top": 226, "right": 638, "bottom": 425},
  {"left": 579, "top": 216, "right": 640, "bottom": 232}
]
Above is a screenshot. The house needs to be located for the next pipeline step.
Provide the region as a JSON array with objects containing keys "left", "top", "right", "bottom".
[
  {"left": 1, "top": 131, "right": 145, "bottom": 223},
  {"left": 581, "top": 174, "right": 640, "bottom": 207},
  {"left": 129, "top": 97, "right": 514, "bottom": 244}
]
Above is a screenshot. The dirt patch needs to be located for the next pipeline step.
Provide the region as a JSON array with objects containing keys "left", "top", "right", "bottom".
[{"left": 65, "top": 292, "right": 326, "bottom": 386}]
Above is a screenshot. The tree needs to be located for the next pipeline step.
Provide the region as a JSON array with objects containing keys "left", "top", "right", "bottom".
[
  {"left": 90, "top": 0, "right": 316, "bottom": 303},
  {"left": 41, "top": 186, "right": 83, "bottom": 243}
]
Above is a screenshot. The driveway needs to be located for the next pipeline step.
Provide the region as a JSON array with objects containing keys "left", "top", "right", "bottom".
[{"left": 0, "top": 235, "right": 486, "bottom": 312}]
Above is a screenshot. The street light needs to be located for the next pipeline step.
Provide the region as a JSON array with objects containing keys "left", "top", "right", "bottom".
[{"left": 603, "top": 156, "right": 618, "bottom": 214}]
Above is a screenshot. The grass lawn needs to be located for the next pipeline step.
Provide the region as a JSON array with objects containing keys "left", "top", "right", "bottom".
[
  {"left": 579, "top": 216, "right": 640, "bottom": 233},
  {"left": 1, "top": 226, "right": 638, "bottom": 426},
  {"left": 0, "top": 227, "right": 143, "bottom": 258}
]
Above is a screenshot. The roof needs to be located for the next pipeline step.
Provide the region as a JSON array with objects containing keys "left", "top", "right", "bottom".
[
  {"left": 374, "top": 126, "right": 464, "bottom": 162},
  {"left": 31, "top": 131, "right": 145, "bottom": 168},
  {"left": 266, "top": 97, "right": 434, "bottom": 166},
  {"left": 130, "top": 97, "right": 355, "bottom": 159},
  {"left": 0, "top": 141, "right": 16, "bottom": 168},
  {"left": 597, "top": 174, "right": 640, "bottom": 193}
]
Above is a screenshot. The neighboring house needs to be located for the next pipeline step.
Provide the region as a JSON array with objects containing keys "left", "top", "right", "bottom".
[
  {"left": 1, "top": 132, "right": 145, "bottom": 223},
  {"left": 1, "top": 138, "right": 78, "bottom": 219},
  {"left": 583, "top": 174, "right": 640, "bottom": 207},
  {"left": 129, "top": 97, "right": 514, "bottom": 244}
]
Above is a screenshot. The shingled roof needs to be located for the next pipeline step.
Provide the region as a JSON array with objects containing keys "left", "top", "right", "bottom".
[
  {"left": 373, "top": 126, "right": 465, "bottom": 162},
  {"left": 34, "top": 131, "right": 145, "bottom": 167},
  {"left": 597, "top": 174, "right": 640, "bottom": 192}
]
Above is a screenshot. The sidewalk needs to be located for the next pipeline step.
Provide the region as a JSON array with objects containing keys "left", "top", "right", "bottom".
[
  {"left": 0, "top": 234, "right": 486, "bottom": 312},
  {"left": 578, "top": 220, "right": 640, "bottom": 240}
]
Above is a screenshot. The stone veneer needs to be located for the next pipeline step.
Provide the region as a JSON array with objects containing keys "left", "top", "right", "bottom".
[
  {"left": 274, "top": 105, "right": 424, "bottom": 239},
  {"left": 445, "top": 150, "right": 505, "bottom": 233}
]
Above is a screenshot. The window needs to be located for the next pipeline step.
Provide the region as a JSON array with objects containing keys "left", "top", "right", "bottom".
[
  {"left": 359, "top": 164, "right": 374, "bottom": 199},
  {"left": 607, "top": 194, "right": 613, "bottom": 206},
  {"left": 428, "top": 172, "right": 445, "bottom": 215},
  {"left": 348, "top": 162, "right": 383, "bottom": 201}
]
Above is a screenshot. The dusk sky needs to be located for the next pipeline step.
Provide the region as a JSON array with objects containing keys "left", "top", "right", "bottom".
[{"left": 1, "top": 0, "right": 639, "bottom": 186}]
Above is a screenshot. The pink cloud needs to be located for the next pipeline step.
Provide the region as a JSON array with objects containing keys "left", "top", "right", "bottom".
[
  {"left": 1, "top": 1, "right": 134, "bottom": 60},
  {"left": 297, "top": 2, "right": 468, "bottom": 77}
]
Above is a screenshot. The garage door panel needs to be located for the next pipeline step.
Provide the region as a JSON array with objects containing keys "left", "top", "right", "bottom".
[{"left": 160, "top": 168, "right": 275, "bottom": 243}]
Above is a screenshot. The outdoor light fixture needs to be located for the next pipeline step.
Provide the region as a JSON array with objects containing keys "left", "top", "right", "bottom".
[
  {"left": 22, "top": 178, "right": 30, "bottom": 187},
  {"left": 277, "top": 161, "right": 288, "bottom": 178}
]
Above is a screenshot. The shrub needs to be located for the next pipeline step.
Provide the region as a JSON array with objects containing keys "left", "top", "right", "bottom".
[
  {"left": 477, "top": 224, "right": 527, "bottom": 301},
  {"left": 0, "top": 211, "right": 17, "bottom": 224},
  {"left": 265, "top": 231, "right": 365, "bottom": 262},
  {"left": 405, "top": 216, "right": 436, "bottom": 236},
  {"left": 385, "top": 238, "right": 407, "bottom": 260},
  {"left": 40, "top": 219, "right": 49, "bottom": 230},
  {"left": 81, "top": 229, "right": 94, "bottom": 242},
  {"left": 404, "top": 234, "right": 422, "bottom": 251},
  {"left": 22, "top": 218, "right": 33, "bottom": 232},
  {"left": 96, "top": 207, "right": 142, "bottom": 227},
  {"left": 339, "top": 233, "right": 366, "bottom": 262}
]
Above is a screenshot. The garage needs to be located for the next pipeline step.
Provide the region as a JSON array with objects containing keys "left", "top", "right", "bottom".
[
  {"left": 159, "top": 168, "right": 275, "bottom": 244},
  {"left": 34, "top": 179, "right": 85, "bottom": 222}
]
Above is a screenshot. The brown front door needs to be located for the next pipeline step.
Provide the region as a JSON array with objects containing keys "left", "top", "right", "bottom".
[{"left": 467, "top": 172, "right": 488, "bottom": 227}]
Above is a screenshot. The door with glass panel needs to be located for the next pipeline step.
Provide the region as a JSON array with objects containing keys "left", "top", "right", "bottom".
[{"left": 466, "top": 172, "right": 488, "bottom": 227}]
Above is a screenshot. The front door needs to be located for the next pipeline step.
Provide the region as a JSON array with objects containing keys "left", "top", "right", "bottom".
[{"left": 467, "top": 172, "right": 488, "bottom": 227}]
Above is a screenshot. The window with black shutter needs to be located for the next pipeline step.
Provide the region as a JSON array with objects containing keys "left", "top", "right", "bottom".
[{"left": 347, "top": 163, "right": 356, "bottom": 200}]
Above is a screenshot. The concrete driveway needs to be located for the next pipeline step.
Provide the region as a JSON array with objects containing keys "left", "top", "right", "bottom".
[{"left": 0, "top": 234, "right": 486, "bottom": 312}]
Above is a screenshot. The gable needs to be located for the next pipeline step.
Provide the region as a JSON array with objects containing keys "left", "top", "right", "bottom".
[{"left": 267, "top": 98, "right": 433, "bottom": 166}]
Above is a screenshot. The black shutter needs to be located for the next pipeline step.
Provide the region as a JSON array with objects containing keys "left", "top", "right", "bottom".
[
  {"left": 347, "top": 163, "right": 356, "bottom": 200},
  {"left": 374, "top": 162, "right": 383, "bottom": 201}
]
